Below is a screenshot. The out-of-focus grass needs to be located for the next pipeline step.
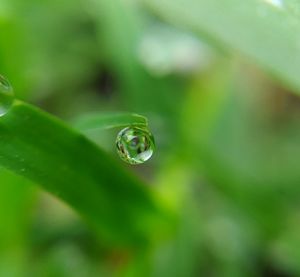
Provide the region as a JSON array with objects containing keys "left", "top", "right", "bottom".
[{"left": 1, "top": 0, "right": 300, "bottom": 276}]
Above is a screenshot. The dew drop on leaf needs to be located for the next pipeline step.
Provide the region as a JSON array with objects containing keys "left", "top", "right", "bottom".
[
  {"left": 116, "top": 126, "right": 155, "bottom": 165},
  {"left": 0, "top": 75, "right": 14, "bottom": 116}
]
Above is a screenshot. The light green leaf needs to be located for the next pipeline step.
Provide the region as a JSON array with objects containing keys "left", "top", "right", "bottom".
[
  {"left": 142, "top": 0, "right": 300, "bottom": 92},
  {"left": 73, "top": 112, "right": 148, "bottom": 132}
]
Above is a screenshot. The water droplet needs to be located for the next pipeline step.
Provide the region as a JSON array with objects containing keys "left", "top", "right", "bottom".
[
  {"left": 116, "top": 126, "right": 155, "bottom": 165},
  {"left": 0, "top": 75, "right": 14, "bottom": 116}
]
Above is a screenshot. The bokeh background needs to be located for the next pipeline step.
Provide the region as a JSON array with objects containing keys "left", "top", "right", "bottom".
[{"left": 1, "top": 0, "right": 300, "bottom": 276}]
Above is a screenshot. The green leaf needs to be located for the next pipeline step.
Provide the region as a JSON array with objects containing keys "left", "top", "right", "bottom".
[
  {"left": 0, "top": 101, "right": 173, "bottom": 247},
  {"left": 73, "top": 112, "right": 148, "bottom": 132},
  {"left": 142, "top": 0, "right": 300, "bottom": 92},
  {"left": 0, "top": 169, "right": 34, "bottom": 276}
]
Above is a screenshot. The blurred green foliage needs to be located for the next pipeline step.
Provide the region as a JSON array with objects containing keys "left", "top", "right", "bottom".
[{"left": 1, "top": 0, "right": 300, "bottom": 276}]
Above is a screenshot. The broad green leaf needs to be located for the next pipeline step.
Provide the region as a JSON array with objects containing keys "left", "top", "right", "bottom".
[
  {"left": 73, "top": 112, "right": 148, "bottom": 132},
  {"left": 142, "top": 0, "right": 300, "bottom": 92},
  {"left": 0, "top": 101, "right": 173, "bottom": 247}
]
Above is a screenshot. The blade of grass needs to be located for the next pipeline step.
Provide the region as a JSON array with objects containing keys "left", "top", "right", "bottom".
[
  {"left": 0, "top": 101, "right": 173, "bottom": 247},
  {"left": 0, "top": 169, "right": 34, "bottom": 277},
  {"left": 73, "top": 112, "right": 148, "bottom": 132},
  {"left": 142, "top": 0, "right": 300, "bottom": 92}
]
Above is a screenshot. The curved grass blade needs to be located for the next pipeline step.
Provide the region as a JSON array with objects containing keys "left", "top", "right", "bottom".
[
  {"left": 73, "top": 112, "right": 148, "bottom": 132},
  {"left": 0, "top": 101, "right": 173, "bottom": 247},
  {"left": 142, "top": 0, "right": 300, "bottom": 92}
]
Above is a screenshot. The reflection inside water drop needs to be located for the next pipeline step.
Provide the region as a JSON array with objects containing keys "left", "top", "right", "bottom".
[
  {"left": 0, "top": 75, "right": 14, "bottom": 116},
  {"left": 116, "top": 126, "right": 155, "bottom": 165},
  {"left": 263, "top": 0, "right": 283, "bottom": 8}
]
